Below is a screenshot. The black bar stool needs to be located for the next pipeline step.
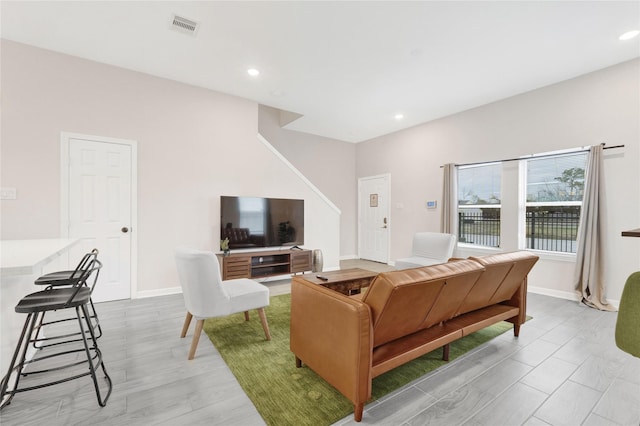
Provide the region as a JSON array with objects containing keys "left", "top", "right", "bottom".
[
  {"left": 31, "top": 249, "right": 103, "bottom": 349},
  {"left": 0, "top": 256, "right": 112, "bottom": 409}
]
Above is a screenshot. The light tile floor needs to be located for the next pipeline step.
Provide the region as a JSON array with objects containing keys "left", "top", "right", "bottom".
[{"left": 1, "top": 259, "right": 638, "bottom": 425}]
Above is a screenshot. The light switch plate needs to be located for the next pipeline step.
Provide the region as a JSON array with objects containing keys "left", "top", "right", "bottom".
[{"left": 1, "top": 187, "right": 17, "bottom": 200}]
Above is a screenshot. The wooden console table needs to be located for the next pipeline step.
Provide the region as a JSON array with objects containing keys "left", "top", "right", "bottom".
[
  {"left": 217, "top": 248, "right": 312, "bottom": 280},
  {"left": 295, "top": 268, "right": 378, "bottom": 295}
]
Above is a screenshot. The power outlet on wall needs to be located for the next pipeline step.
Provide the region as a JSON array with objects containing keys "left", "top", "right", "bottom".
[{"left": 0, "top": 187, "right": 17, "bottom": 200}]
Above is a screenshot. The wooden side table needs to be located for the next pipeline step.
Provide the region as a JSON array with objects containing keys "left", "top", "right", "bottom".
[{"left": 295, "top": 268, "right": 378, "bottom": 295}]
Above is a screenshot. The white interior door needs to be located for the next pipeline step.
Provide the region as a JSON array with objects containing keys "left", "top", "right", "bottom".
[
  {"left": 62, "top": 134, "right": 135, "bottom": 302},
  {"left": 358, "top": 174, "right": 390, "bottom": 263}
]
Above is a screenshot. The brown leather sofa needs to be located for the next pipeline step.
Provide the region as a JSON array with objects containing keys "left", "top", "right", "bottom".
[{"left": 290, "top": 251, "right": 539, "bottom": 422}]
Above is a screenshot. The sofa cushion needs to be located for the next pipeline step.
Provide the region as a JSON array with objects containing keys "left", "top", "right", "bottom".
[
  {"left": 454, "top": 259, "right": 513, "bottom": 315},
  {"left": 456, "top": 251, "right": 539, "bottom": 316},
  {"left": 362, "top": 259, "right": 485, "bottom": 348}
]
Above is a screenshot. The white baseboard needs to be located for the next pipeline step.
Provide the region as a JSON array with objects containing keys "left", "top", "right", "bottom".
[
  {"left": 528, "top": 285, "right": 620, "bottom": 310},
  {"left": 528, "top": 286, "right": 579, "bottom": 302},
  {"left": 339, "top": 254, "right": 358, "bottom": 260},
  {"left": 135, "top": 286, "right": 182, "bottom": 299}
]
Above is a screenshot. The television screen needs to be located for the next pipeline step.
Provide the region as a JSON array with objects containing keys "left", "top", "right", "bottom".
[{"left": 220, "top": 196, "right": 304, "bottom": 249}]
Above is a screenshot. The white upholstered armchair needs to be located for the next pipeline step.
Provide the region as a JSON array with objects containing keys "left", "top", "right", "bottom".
[
  {"left": 174, "top": 247, "right": 271, "bottom": 360},
  {"left": 395, "top": 232, "right": 456, "bottom": 270}
]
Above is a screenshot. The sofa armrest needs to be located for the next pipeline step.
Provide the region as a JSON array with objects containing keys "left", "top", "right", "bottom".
[{"left": 290, "top": 277, "right": 373, "bottom": 415}]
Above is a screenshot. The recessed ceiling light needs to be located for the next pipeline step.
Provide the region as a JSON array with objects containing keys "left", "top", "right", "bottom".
[
  {"left": 394, "top": 113, "right": 404, "bottom": 120},
  {"left": 619, "top": 30, "right": 640, "bottom": 41},
  {"left": 247, "top": 68, "right": 260, "bottom": 77}
]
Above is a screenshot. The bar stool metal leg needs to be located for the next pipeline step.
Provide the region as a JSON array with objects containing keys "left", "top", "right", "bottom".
[
  {"left": 76, "top": 303, "right": 112, "bottom": 406},
  {"left": 0, "top": 312, "right": 39, "bottom": 408},
  {"left": 0, "top": 257, "right": 112, "bottom": 410},
  {"left": 31, "top": 301, "right": 102, "bottom": 350}
]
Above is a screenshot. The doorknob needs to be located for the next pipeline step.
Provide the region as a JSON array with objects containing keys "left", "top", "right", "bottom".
[{"left": 121, "top": 227, "right": 129, "bottom": 233}]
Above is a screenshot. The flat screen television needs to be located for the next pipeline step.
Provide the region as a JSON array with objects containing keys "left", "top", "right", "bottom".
[{"left": 220, "top": 196, "right": 304, "bottom": 249}]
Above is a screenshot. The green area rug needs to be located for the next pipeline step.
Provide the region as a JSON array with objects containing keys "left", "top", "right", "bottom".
[{"left": 204, "top": 294, "right": 515, "bottom": 426}]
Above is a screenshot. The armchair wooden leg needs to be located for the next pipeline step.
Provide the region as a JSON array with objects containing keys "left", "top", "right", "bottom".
[
  {"left": 244, "top": 311, "right": 250, "bottom": 321},
  {"left": 181, "top": 312, "right": 193, "bottom": 338},
  {"left": 257, "top": 308, "right": 271, "bottom": 341},
  {"left": 188, "top": 319, "right": 204, "bottom": 360},
  {"left": 295, "top": 356, "right": 303, "bottom": 368},
  {"left": 514, "top": 323, "right": 521, "bottom": 337}
]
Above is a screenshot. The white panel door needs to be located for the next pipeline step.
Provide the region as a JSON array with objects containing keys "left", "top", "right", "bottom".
[
  {"left": 358, "top": 175, "right": 390, "bottom": 263},
  {"left": 67, "top": 137, "right": 132, "bottom": 302}
]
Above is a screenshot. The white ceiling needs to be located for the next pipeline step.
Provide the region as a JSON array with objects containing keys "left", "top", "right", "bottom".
[{"left": 2, "top": 1, "right": 639, "bottom": 143}]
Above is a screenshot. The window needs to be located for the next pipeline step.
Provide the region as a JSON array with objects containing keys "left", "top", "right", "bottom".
[
  {"left": 454, "top": 149, "right": 588, "bottom": 253},
  {"left": 523, "top": 151, "right": 588, "bottom": 253},
  {"left": 457, "top": 162, "right": 502, "bottom": 248}
]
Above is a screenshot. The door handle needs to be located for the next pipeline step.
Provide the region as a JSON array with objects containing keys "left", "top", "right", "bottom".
[{"left": 121, "top": 227, "right": 129, "bottom": 233}]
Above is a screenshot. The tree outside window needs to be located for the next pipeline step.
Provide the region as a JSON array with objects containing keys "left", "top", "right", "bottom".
[{"left": 525, "top": 151, "right": 588, "bottom": 253}]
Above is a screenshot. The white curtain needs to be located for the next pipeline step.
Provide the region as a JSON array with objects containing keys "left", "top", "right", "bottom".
[
  {"left": 573, "top": 144, "right": 615, "bottom": 311},
  {"left": 441, "top": 163, "right": 458, "bottom": 235}
]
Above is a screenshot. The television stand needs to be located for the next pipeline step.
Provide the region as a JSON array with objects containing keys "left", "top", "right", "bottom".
[{"left": 217, "top": 249, "right": 312, "bottom": 280}]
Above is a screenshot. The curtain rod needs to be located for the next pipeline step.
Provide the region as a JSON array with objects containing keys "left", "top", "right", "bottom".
[{"left": 443, "top": 143, "right": 625, "bottom": 168}]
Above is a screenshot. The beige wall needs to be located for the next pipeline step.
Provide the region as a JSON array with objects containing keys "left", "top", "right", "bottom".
[
  {"left": 356, "top": 58, "right": 640, "bottom": 302},
  {"left": 3, "top": 39, "right": 637, "bottom": 303},
  {"left": 0, "top": 40, "right": 340, "bottom": 296},
  {"left": 258, "top": 105, "right": 358, "bottom": 258}
]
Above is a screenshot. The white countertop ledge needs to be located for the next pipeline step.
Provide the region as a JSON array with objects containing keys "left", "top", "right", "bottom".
[{"left": 1, "top": 239, "right": 80, "bottom": 278}]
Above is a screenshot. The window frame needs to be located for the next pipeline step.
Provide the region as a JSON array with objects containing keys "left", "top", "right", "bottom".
[
  {"left": 519, "top": 149, "right": 588, "bottom": 256},
  {"left": 457, "top": 162, "right": 503, "bottom": 249}
]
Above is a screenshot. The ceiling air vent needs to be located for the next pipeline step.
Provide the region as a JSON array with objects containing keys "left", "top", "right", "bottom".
[{"left": 170, "top": 14, "right": 199, "bottom": 36}]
